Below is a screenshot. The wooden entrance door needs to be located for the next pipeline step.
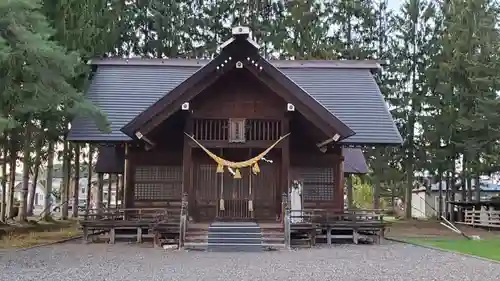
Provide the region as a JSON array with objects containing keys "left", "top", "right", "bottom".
[
  {"left": 192, "top": 148, "right": 279, "bottom": 221},
  {"left": 216, "top": 148, "right": 253, "bottom": 220},
  {"left": 217, "top": 167, "right": 252, "bottom": 220}
]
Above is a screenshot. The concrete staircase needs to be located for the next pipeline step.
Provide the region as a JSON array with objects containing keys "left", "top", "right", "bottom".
[{"left": 184, "top": 221, "right": 285, "bottom": 252}]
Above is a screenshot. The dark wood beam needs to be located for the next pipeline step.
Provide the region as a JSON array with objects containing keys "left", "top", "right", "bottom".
[
  {"left": 187, "top": 140, "right": 284, "bottom": 149},
  {"left": 280, "top": 117, "right": 290, "bottom": 218},
  {"left": 183, "top": 117, "right": 194, "bottom": 220},
  {"left": 332, "top": 145, "right": 344, "bottom": 210}
]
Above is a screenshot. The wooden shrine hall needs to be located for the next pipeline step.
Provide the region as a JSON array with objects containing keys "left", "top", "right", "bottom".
[{"left": 68, "top": 26, "right": 402, "bottom": 250}]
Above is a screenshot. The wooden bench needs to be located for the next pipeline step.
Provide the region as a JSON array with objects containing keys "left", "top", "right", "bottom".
[
  {"left": 79, "top": 208, "right": 173, "bottom": 245},
  {"left": 294, "top": 209, "right": 385, "bottom": 245}
]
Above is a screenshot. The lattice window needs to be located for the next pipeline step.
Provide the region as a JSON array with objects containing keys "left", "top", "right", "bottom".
[
  {"left": 229, "top": 118, "right": 246, "bottom": 143},
  {"left": 195, "top": 164, "right": 219, "bottom": 200},
  {"left": 134, "top": 166, "right": 182, "bottom": 200},
  {"left": 293, "top": 167, "right": 334, "bottom": 201}
]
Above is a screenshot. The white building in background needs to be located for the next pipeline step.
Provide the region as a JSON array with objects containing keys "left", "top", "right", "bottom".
[
  {"left": 411, "top": 176, "right": 500, "bottom": 219},
  {"left": 12, "top": 181, "right": 54, "bottom": 208}
]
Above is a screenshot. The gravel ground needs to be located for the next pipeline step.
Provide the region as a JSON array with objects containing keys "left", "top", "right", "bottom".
[{"left": 1, "top": 241, "right": 500, "bottom": 281}]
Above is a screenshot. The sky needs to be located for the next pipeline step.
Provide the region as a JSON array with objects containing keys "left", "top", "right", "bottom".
[{"left": 388, "top": 0, "right": 400, "bottom": 11}]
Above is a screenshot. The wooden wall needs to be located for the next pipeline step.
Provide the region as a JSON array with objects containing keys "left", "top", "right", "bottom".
[
  {"left": 127, "top": 146, "right": 184, "bottom": 209},
  {"left": 125, "top": 67, "right": 344, "bottom": 219},
  {"left": 290, "top": 146, "right": 344, "bottom": 211},
  {"left": 191, "top": 68, "right": 286, "bottom": 119}
]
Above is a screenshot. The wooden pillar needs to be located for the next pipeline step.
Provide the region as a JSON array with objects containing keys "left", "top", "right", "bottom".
[
  {"left": 120, "top": 174, "right": 125, "bottom": 208},
  {"left": 115, "top": 174, "right": 121, "bottom": 208},
  {"left": 333, "top": 145, "right": 344, "bottom": 211},
  {"left": 183, "top": 117, "right": 194, "bottom": 219},
  {"left": 346, "top": 173, "right": 354, "bottom": 210},
  {"left": 123, "top": 144, "right": 133, "bottom": 219},
  {"left": 280, "top": 118, "right": 290, "bottom": 219},
  {"left": 97, "top": 173, "right": 104, "bottom": 217},
  {"left": 107, "top": 173, "right": 113, "bottom": 212}
]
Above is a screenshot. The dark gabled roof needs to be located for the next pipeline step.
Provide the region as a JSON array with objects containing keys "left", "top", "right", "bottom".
[
  {"left": 121, "top": 39, "right": 354, "bottom": 140},
  {"left": 68, "top": 59, "right": 402, "bottom": 145},
  {"left": 343, "top": 148, "right": 369, "bottom": 174}
]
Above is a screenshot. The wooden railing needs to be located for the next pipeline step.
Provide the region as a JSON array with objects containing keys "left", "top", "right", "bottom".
[
  {"left": 80, "top": 207, "right": 169, "bottom": 222},
  {"left": 192, "top": 118, "right": 281, "bottom": 141},
  {"left": 462, "top": 209, "right": 500, "bottom": 228},
  {"left": 178, "top": 193, "right": 189, "bottom": 248},
  {"left": 289, "top": 208, "right": 385, "bottom": 224}
]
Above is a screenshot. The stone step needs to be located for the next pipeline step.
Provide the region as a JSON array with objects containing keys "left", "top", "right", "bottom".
[
  {"left": 208, "top": 232, "right": 262, "bottom": 238},
  {"left": 184, "top": 242, "right": 208, "bottom": 251},
  {"left": 183, "top": 221, "right": 287, "bottom": 252},
  {"left": 208, "top": 244, "right": 263, "bottom": 252},
  {"left": 184, "top": 241, "right": 286, "bottom": 251},
  {"left": 262, "top": 236, "right": 285, "bottom": 242},
  {"left": 208, "top": 237, "right": 262, "bottom": 244},
  {"left": 208, "top": 226, "right": 261, "bottom": 233}
]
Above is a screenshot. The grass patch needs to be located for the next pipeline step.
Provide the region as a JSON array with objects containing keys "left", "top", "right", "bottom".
[
  {"left": 0, "top": 221, "right": 82, "bottom": 249},
  {"left": 407, "top": 237, "right": 500, "bottom": 261}
]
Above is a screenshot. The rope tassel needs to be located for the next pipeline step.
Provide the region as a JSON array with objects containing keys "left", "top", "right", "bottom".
[
  {"left": 234, "top": 168, "right": 242, "bottom": 179},
  {"left": 216, "top": 163, "right": 224, "bottom": 173},
  {"left": 252, "top": 162, "right": 260, "bottom": 174}
]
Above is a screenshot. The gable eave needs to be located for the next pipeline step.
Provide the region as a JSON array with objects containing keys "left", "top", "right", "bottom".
[{"left": 243, "top": 48, "right": 355, "bottom": 139}]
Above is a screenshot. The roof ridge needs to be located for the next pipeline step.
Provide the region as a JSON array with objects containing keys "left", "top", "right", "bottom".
[{"left": 90, "top": 57, "right": 382, "bottom": 70}]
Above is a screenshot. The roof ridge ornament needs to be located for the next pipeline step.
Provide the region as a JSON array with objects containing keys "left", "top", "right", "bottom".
[{"left": 218, "top": 26, "right": 260, "bottom": 51}]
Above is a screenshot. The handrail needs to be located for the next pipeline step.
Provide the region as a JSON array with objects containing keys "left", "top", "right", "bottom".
[{"left": 179, "top": 192, "right": 188, "bottom": 249}]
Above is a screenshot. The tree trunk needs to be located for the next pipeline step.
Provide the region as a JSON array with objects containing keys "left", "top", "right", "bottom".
[
  {"left": 461, "top": 155, "right": 467, "bottom": 202},
  {"left": 1, "top": 136, "right": 7, "bottom": 222},
  {"left": 7, "top": 138, "right": 16, "bottom": 219},
  {"left": 405, "top": 157, "right": 414, "bottom": 219},
  {"left": 27, "top": 137, "right": 42, "bottom": 216},
  {"left": 373, "top": 179, "right": 381, "bottom": 210},
  {"left": 458, "top": 156, "right": 467, "bottom": 222},
  {"left": 85, "top": 144, "right": 93, "bottom": 216},
  {"left": 390, "top": 180, "right": 395, "bottom": 213},
  {"left": 27, "top": 162, "right": 40, "bottom": 216},
  {"left": 437, "top": 172, "right": 443, "bottom": 219},
  {"left": 466, "top": 171, "right": 472, "bottom": 202},
  {"left": 18, "top": 124, "right": 31, "bottom": 222},
  {"left": 449, "top": 158, "right": 457, "bottom": 223},
  {"left": 72, "top": 144, "right": 80, "bottom": 218},
  {"left": 61, "top": 141, "right": 70, "bottom": 219},
  {"left": 474, "top": 153, "right": 481, "bottom": 202},
  {"left": 444, "top": 170, "right": 450, "bottom": 219},
  {"left": 43, "top": 142, "right": 54, "bottom": 221}
]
